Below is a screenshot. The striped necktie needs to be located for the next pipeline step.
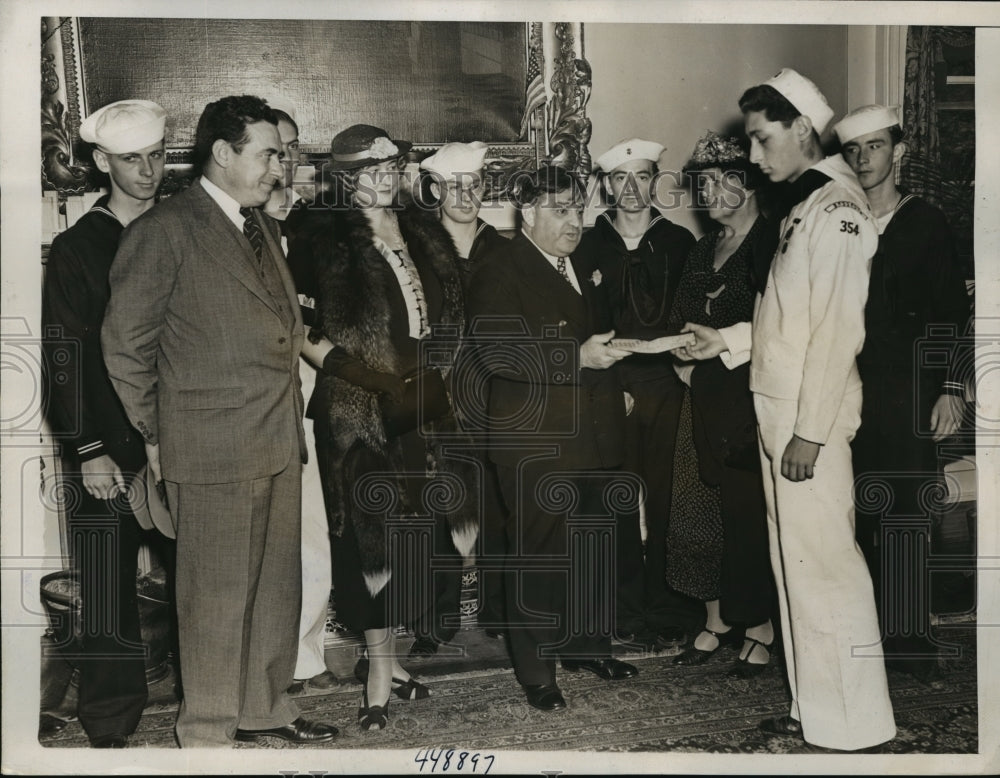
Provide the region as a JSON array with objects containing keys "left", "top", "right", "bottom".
[{"left": 239, "top": 206, "right": 264, "bottom": 269}]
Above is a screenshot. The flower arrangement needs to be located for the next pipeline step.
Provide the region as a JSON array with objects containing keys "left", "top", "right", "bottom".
[{"left": 688, "top": 131, "right": 746, "bottom": 167}]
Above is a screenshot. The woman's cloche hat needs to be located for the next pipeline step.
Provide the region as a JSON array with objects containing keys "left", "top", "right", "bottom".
[{"left": 328, "top": 124, "right": 412, "bottom": 171}]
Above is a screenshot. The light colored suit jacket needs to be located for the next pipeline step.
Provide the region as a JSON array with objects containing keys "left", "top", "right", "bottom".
[{"left": 102, "top": 180, "right": 306, "bottom": 484}]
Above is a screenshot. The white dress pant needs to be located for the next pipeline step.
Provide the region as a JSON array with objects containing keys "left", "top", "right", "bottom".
[
  {"left": 294, "top": 359, "right": 333, "bottom": 680},
  {"left": 754, "top": 389, "right": 896, "bottom": 751}
]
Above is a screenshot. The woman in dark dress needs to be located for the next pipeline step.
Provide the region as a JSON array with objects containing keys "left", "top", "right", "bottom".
[
  {"left": 302, "top": 125, "right": 479, "bottom": 729},
  {"left": 666, "top": 132, "right": 775, "bottom": 677}
]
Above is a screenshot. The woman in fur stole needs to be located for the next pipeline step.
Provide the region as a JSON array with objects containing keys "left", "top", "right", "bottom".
[{"left": 299, "top": 125, "right": 479, "bottom": 730}]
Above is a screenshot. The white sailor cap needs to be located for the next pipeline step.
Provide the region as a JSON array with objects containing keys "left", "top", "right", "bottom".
[
  {"left": 833, "top": 104, "right": 901, "bottom": 145},
  {"left": 79, "top": 99, "right": 167, "bottom": 154},
  {"left": 763, "top": 68, "right": 834, "bottom": 134},
  {"left": 595, "top": 138, "right": 665, "bottom": 173},
  {"left": 420, "top": 141, "right": 489, "bottom": 182}
]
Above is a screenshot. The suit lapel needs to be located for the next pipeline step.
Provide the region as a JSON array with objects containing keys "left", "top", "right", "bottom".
[
  {"left": 187, "top": 184, "right": 283, "bottom": 317},
  {"left": 260, "top": 214, "right": 302, "bottom": 330},
  {"left": 514, "top": 236, "right": 588, "bottom": 330},
  {"left": 570, "top": 253, "right": 602, "bottom": 333}
]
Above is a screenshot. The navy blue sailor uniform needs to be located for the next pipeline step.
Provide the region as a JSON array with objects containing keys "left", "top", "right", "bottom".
[
  {"left": 42, "top": 195, "right": 153, "bottom": 743},
  {"left": 572, "top": 207, "right": 695, "bottom": 636},
  {"left": 850, "top": 191, "right": 971, "bottom": 674}
]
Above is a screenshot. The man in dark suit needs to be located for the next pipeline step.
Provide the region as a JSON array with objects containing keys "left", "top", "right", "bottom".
[
  {"left": 102, "top": 95, "right": 337, "bottom": 746},
  {"left": 466, "top": 166, "right": 639, "bottom": 712}
]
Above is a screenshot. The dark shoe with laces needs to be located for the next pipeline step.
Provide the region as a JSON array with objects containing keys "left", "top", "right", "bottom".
[
  {"left": 235, "top": 716, "right": 338, "bottom": 744},
  {"left": 561, "top": 657, "right": 638, "bottom": 680},
  {"left": 522, "top": 683, "right": 566, "bottom": 711}
]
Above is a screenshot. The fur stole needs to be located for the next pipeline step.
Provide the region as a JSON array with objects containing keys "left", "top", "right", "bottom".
[{"left": 311, "top": 200, "right": 479, "bottom": 596}]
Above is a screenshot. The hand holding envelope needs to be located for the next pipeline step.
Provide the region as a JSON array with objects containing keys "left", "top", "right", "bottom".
[
  {"left": 669, "top": 322, "right": 728, "bottom": 361},
  {"left": 609, "top": 332, "right": 697, "bottom": 354}
]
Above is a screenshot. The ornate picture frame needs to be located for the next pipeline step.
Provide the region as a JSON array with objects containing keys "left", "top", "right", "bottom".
[{"left": 41, "top": 17, "right": 593, "bottom": 200}]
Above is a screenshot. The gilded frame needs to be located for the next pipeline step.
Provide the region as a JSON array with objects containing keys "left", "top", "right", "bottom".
[{"left": 41, "top": 17, "right": 593, "bottom": 199}]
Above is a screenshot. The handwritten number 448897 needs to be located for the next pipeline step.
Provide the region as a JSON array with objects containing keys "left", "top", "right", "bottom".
[{"left": 414, "top": 749, "right": 495, "bottom": 773}]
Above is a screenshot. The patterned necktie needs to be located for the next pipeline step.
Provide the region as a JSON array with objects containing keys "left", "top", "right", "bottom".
[
  {"left": 239, "top": 206, "right": 264, "bottom": 269},
  {"left": 556, "top": 256, "right": 574, "bottom": 288}
]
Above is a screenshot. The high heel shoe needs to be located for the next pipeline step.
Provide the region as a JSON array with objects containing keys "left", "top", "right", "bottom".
[
  {"left": 672, "top": 627, "right": 742, "bottom": 665},
  {"left": 354, "top": 659, "right": 430, "bottom": 701},
  {"left": 357, "top": 686, "right": 390, "bottom": 731},
  {"left": 391, "top": 676, "right": 431, "bottom": 701},
  {"left": 726, "top": 636, "right": 773, "bottom": 678}
]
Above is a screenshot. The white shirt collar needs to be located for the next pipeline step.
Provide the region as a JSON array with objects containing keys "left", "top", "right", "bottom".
[
  {"left": 521, "top": 228, "right": 561, "bottom": 263},
  {"left": 521, "top": 228, "right": 581, "bottom": 294},
  {"left": 200, "top": 175, "right": 245, "bottom": 232}
]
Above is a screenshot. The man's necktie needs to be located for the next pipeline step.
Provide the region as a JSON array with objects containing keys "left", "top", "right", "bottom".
[
  {"left": 556, "top": 256, "right": 574, "bottom": 288},
  {"left": 239, "top": 206, "right": 264, "bottom": 269}
]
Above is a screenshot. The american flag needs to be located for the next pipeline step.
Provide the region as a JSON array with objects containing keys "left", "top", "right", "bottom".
[{"left": 519, "top": 46, "right": 545, "bottom": 139}]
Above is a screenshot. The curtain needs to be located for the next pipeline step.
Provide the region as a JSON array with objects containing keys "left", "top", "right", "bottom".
[{"left": 901, "top": 26, "right": 975, "bottom": 277}]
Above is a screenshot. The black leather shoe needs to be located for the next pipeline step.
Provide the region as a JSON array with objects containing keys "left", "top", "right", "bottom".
[
  {"left": 484, "top": 629, "right": 505, "bottom": 640},
  {"left": 91, "top": 734, "right": 128, "bottom": 748},
  {"left": 561, "top": 657, "right": 638, "bottom": 680},
  {"left": 235, "top": 716, "right": 338, "bottom": 744},
  {"left": 523, "top": 683, "right": 566, "bottom": 711},
  {"left": 758, "top": 714, "right": 803, "bottom": 738},
  {"left": 38, "top": 714, "right": 69, "bottom": 739},
  {"left": 672, "top": 627, "right": 742, "bottom": 665},
  {"left": 726, "top": 636, "right": 773, "bottom": 678}
]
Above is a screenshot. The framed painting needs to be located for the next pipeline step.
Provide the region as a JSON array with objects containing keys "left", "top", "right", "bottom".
[{"left": 41, "top": 17, "right": 593, "bottom": 200}]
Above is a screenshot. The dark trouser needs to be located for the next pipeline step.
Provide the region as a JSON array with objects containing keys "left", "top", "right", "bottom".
[
  {"left": 690, "top": 361, "right": 773, "bottom": 626},
  {"left": 166, "top": 448, "right": 302, "bottom": 747},
  {"left": 852, "top": 366, "right": 943, "bottom": 668},
  {"left": 496, "top": 462, "right": 622, "bottom": 687},
  {"left": 63, "top": 473, "right": 147, "bottom": 742},
  {"left": 477, "top": 457, "right": 510, "bottom": 630},
  {"left": 617, "top": 374, "right": 686, "bottom": 632}
]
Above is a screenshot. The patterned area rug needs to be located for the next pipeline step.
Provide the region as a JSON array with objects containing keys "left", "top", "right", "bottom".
[{"left": 40, "top": 626, "right": 978, "bottom": 753}]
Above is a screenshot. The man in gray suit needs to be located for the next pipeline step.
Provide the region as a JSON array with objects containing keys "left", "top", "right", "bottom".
[{"left": 102, "top": 95, "right": 338, "bottom": 747}]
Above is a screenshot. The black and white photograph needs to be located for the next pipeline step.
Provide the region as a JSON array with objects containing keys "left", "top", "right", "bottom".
[{"left": 2, "top": 0, "right": 998, "bottom": 774}]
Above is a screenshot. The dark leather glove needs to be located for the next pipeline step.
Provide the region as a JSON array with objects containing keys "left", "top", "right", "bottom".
[{"left": 321, "top": 346, "right": 405, "bottom": 403}]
